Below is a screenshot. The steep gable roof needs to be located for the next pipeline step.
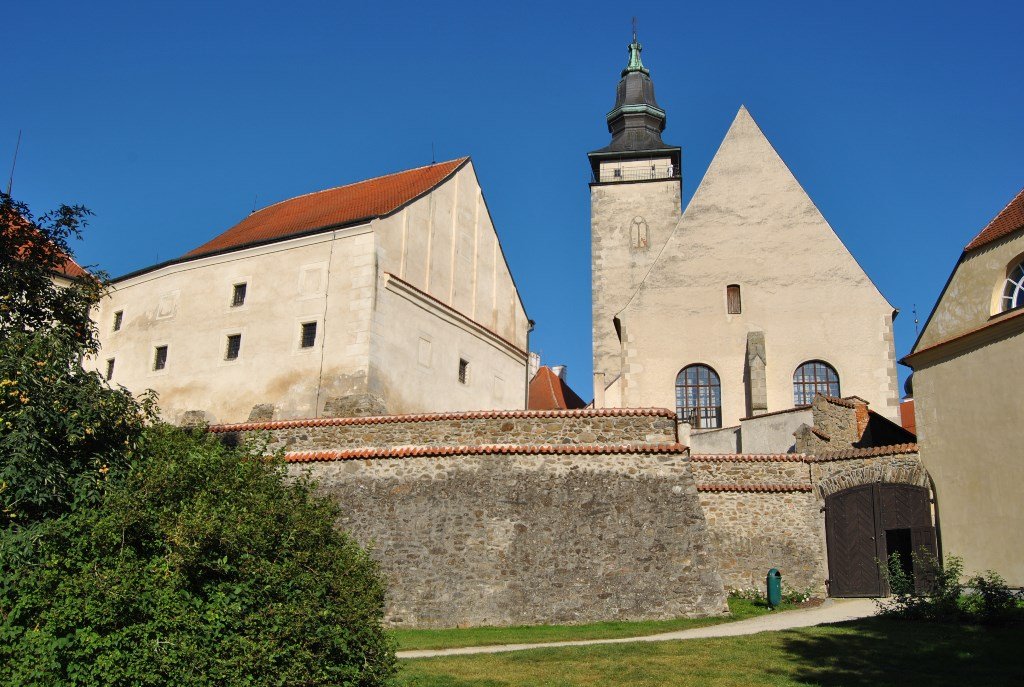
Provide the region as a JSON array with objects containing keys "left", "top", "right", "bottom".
[
  {"left": 183, "top": 157, "right": 468, "bottom": 259},
  {"left": 528, "top": 366, "right": 587, "bottom": 410},
  {"left": 964, "top": 186, "right": 1024, "bottom": 252}
]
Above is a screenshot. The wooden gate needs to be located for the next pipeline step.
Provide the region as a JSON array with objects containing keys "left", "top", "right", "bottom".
[{"left": 825, "top": 483, "right": 936, "bottom": 597}]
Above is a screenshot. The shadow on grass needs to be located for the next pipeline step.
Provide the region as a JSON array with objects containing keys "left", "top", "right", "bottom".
[{"left": 775, "top": 616, "right": 1024, "bottom": 687}]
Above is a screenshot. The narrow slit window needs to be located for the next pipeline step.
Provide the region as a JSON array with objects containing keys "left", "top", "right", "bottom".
[
  {"left": 153, "top": 346, "right": 168, "bottom": 371},
  {"left": 300, "top": 322, "right": 317, "bottom": 348},
  {"left": 112, "top": 310, "right": 123, "bottom": 331},
  {"left": 458, "top": 358, "right": 469, "bottom": 384},
  {"left": 225, "top": 334, "right": 241, "bottom": 360},
  {"left": 727, "top": 285, "right": 742, "bottom": 314},
  {"left": 105, "top": 358, "right": 115, "bottom": 380},
  {"left": 232, "top": 283, "right": 247, "bottom": 307}
]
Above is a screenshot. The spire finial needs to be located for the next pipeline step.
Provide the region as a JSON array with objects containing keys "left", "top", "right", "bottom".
[{"left": 623, "top": 20, "right": 649, "bottom": 77}]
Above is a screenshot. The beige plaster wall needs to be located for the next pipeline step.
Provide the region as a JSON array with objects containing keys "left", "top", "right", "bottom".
[
  {"left": 917, "top": 233, "right": 1024, "bottom": 348},
  {"left": 913, "top": 332, "right": 1024, "bottom": 585},
  {"left": 610, "top": 107, "right": 898, "bottom": 424},
  {"left": 90, "top": 227, "right": 375, "bottom": 424}
]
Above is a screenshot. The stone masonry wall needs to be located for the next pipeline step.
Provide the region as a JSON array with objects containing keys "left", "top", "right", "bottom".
[
  {"left": 290, "top": 450, "right": 727, "bottom": 628},
  {"left": 211, "top": 408, "right": 677, "bottom": 454}
]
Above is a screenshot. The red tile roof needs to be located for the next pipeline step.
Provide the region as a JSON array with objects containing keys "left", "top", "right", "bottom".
[
  {"left": 813, "top": 443, "right": 919, "bottom": 461},
  {"left": 208, "top": 407, "right": 678, "bottom": 433},
  {"left": 283, "top": 443, "right": 687, "bottom": 463},
  {"left": 528, "top": 366, "right": 587, "bottom": 410},
  {"left": 697, "top": 484, "right": 813, "bottom": 493},
  {"left": 965, "top": 187, "right": 1024, "bottom": 252},
  {"left": 183, "top": 158, "right": 468, "bottom": 259},
  {"left": 690, "top": 453, "right": 811, "bottom": 463}
]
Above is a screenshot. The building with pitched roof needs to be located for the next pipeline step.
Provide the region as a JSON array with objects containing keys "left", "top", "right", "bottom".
[
  {"left": 528, "top": 365, "right": 587, "bottom": 410},
  {"left": 903, "top": 186, "right": 1024, "bottom": 585},
  {"left": 589, "top": 36, "right": 900, "bottom": 434},
  {"left": 89, "top": 158, "right": 530, "bottom": 424}
]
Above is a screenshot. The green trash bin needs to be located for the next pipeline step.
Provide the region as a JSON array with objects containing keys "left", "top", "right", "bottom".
[{"left": 766, "top": 568, "right": 782, "bottom": 609}]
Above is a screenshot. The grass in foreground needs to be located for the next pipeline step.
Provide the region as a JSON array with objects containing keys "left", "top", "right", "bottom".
[
  {"left": 393, "top": 597, "right": 797, "bottom": 651},
  {"left": 395, "top": 617, "right": 1024, "bottom": 687}
]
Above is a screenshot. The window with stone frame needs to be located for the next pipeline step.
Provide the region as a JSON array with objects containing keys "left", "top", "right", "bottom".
[
  {"left": 300, "top": 322, "right": 317, "bottom": 348},
  {"left": 225, "top": 334, "right": 242, "bottom": 360},
  {"left": 153, "top": 346, "right": 168, "bottom": 371},
  {"left": 112, "top": 310, "right": 123, "bottom": 331},
  {"left": 675, "top": 364, "right": 722, "bottom": 429},
  {"left": 1002, "top": 261, "right": 1024, "bottom": 312},
  {"left": 105, "top": 358, "right": 115, "bottom": 380},
  {"left": 727, "top": 284, "right": 742, "bottom": 314},
  {"left": 793, "top": 360, "right": 840, "bottom": 406},
  {"left": 231, "top": 283, "right": 247, "bottom": 307}
]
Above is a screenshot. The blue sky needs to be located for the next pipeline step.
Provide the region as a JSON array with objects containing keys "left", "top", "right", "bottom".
[{"left": 5, "top": 0, "right": 1022, "bottom": 399}]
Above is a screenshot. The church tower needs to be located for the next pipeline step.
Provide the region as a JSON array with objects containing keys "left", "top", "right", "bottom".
[{"left": 589, "top": 34, "right": 681, "bottom": 405}]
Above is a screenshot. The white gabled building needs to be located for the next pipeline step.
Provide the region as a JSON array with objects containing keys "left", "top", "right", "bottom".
[
  {"left": 90, "top": 158, "right": 530, "bottom": 424},
  {"left": 589, "top": 36, "right": 900, "bottom": 445}
]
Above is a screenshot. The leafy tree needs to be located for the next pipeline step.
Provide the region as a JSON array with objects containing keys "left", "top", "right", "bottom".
[
  {"left": 1, "top": 192, "right": 153, "bottom": 528},
  {"left": 0, "top": 427, "right": 396, "bottom": 686}
]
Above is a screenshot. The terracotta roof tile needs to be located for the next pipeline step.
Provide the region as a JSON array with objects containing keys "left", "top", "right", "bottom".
[
  {"left": 528, "top": 366, "right": 587, "bottom": 410},
  {"left": 698, "top": 484, "right": 813, "bottom": 493},
  {"left": 209, "top": 407, "right": 678, "bottom": 433},
  {"left": 690, "top": 453, "right": 811, "bottom": 463},
  {"left": 183, "top": 158, "right": 467, "bottom": 259},
  {"left": 965, "top": 187, "right": 1024, "bottom": 252},
  {"left": 813, "top": 443, "right": 919, "bottom": 461},
  {"left": 283, "top": 442, "right": 687, "bottom": 463}
]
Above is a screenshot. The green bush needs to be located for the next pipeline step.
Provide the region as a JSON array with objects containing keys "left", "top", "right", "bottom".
[
  {"left": 0, "top": 426, "right": 396, "bottom": 686},
  {"left": 878, "top": 552, "right": 1022, "bottom": 625}
]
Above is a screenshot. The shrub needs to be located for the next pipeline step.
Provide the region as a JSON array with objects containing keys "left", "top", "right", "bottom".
[{"left": 0, "top": 426, "right": 396, "bottom": 686}]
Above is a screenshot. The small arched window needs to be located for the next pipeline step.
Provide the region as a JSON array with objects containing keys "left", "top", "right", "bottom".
[
  {"left": 1002, "top": 261, "right": 1024, "bottom": 312},
  {"left": 676, "top": 364, "right": 722, "bottom": 429},
  {"left": 793, "top": 360, "right": 840, "bottom": 406}
]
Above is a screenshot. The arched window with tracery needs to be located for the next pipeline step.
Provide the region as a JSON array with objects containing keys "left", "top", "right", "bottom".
[
  {"left": 1002, "top": 260, "right": 1024, "bottom": 312},
  {"left": 793, "top": 360, "right": 840, "bottom": 406},
  {"left": 675, "top": 364, "right": 722, "bottom": 429}
]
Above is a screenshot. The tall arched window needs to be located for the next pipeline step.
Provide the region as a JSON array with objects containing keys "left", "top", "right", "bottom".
[
  {"left": 1002, "top": 261, "right": 1024, "bottom": 312},
  {"left": 675, "top": 364, "right": 722, "bottom": 429},
  {"left": 793, "top": 360, "right": 840, "bottom": 406}
]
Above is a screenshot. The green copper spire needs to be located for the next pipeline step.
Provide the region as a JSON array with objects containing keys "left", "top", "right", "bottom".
[{"left": 622, "top": 34, "right": 649, "bottom": 77}]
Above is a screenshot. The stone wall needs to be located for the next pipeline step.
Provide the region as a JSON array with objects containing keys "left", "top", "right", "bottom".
[
  {"left": 211, "top": 408, "right": 678, "bottom": 454},
  {"left": 290, "top": 449, "right": 727, "bottom": 628}
]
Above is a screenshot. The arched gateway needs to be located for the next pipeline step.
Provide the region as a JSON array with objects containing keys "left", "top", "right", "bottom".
[{"left": 825, "top": 483, "right": 937, "bottom": 597}]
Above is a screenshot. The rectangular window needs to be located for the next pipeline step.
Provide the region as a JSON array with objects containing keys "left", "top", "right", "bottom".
[
  {"left": 458, "top": 358, "right": 469, "bottom": 384},
  {"left": 225, "top": 334, "right": 241, "bottom": 360},
  {"left": 727, "top": 284, "right": 742, "bottom": 314},
  {"left": 300, "top": 322, "right": 317, "bottom": 348},
  {"left": 232, "top": 283, "right": 247, "bottom": 307},
  {"left": 112, "top": 311, "right": 123, "bottom": 331},
  {"left": 153, "top": 345, "right": 168, "bottom": 371},
  {"left": 105, "top": 358, "right": 115, "bottom": 380}
]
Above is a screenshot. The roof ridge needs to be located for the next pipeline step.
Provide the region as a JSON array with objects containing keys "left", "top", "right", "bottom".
[
  {"left": 247, "top": 157, "right": 469, "bottom": 218},
  {"left": 282, "top": 442, "right": 688, "bottom": 463},
  {"left": 965, "top": 186, "right": 1024, "bottom": 251}
]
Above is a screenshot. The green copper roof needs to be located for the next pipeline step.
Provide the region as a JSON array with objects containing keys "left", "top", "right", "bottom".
[{"left": 621, "top": 38, "right": 650, "bottom": 77}]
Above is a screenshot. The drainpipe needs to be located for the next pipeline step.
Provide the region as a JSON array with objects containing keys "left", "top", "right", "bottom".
[{"left": 524, "top": 319, "right": 535, "bottom": 410}]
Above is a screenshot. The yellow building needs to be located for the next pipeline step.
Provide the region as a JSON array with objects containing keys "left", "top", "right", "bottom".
[{"left": 903, "top": 187, "right": 1024, "bottom": 585}]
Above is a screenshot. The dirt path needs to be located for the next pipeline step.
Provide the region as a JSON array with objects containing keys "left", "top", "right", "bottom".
[{"left": 398, "top": 598, "right": 878, "bottom": 659}]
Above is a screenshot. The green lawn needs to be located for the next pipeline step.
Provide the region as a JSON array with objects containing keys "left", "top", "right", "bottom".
[
  {"left": 394, "top": 598, "right": 796, "bottom": 651},
  {"left": 395, "top": 617, "right": 1024, "bottom": 686}
]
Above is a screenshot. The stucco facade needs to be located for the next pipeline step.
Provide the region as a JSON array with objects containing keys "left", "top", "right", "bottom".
[
  {"left": 592, "top": 106, "right": 899, "bottom": 426},
  {"left": 89, "top": 160, "right": 529, "bottom": 424},
  {"left": 905, "top": 189, "right": 1024, "bottom": 585}
]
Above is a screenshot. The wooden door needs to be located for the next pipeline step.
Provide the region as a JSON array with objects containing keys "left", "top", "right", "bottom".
[{"left": 825, "top": 485, "right": 884, "bottom": 597}]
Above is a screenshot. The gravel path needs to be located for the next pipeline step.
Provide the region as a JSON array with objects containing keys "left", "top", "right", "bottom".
[{"left": 398, "top": 598, "right": 878, "bottom": 659}]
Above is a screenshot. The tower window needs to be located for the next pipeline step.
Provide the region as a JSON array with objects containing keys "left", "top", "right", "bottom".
[
  {"left": 793, "top": 360, "right": 840, "bottom": 405},
  {"left": 225, "top": 334, "right": 242, "bottom": 360},
  {"left": 153, "top": 346, "right": 168, "bottom": 371},
  {"left": 458, "top": 358, "right": 469, "bottom": 384},
  {"left": 232, "top": 283, "right": 247, "bottom": 307},
  {"left": 300, "top": 322, "right": 317, "bottom": 348},
  {"left": 105, "top": 358, "right": 115, "bottom": 380},
  {"left": 675, "top": 364, "right": 722, "bottom": 429},
  {"left": 1002, "top": 261, "right": 1024, "bottom": 312},
  {"left": 727, "top": 285, "right": 742, "bottom": 314},
  {"left": 112, "top": 311, "right": 123, "bottom": 331}
]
